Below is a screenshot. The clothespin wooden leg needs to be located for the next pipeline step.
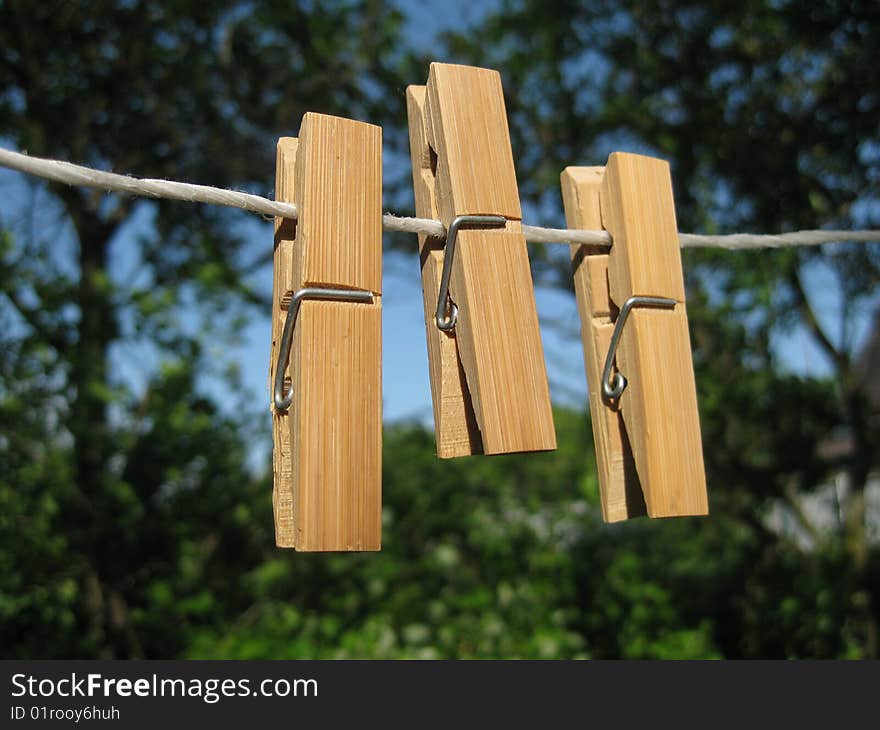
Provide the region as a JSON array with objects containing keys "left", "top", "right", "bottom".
[
  {"left": 406, "top": 63, "right": 556, "bottom": 457},
  {"left": 270, "top": 113, "right": 382, "bottom": 550},
  {"left": 563, "top": 154, "right": 708, "bottom": 519},
  {"left": 561, "top": 167, "right": 645, "bottom": 522},
  {"left": 271, "top": 137, "right": 299, "bottom": 547},
  {"left": 406, "top": 86, "right": 483, "bottom": 457}
]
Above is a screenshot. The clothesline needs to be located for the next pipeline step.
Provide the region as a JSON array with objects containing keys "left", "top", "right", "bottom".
[{"left": 1, "top": 147, "right": 879, "bottom": 250}]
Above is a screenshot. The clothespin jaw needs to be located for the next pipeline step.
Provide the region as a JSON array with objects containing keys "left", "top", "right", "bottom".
[
  {"left": 406, "top": 63, "right": 556, "bottom": 458},
  {"left": 270, "top": 113, "right": 382, "bottom": 551},
  {"left": 562, "top": 153, "right": 708, "bottom": 520}
]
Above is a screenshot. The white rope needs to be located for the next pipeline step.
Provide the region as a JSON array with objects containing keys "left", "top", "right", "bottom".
[
  {"left": 0, "top": 147, "right": 297, "bottom": 219},
  {"left": 1, "top": 147, "right": 878, "bottom": 250},
  {"left": 678, "top": 230, "right": 880, "bottom": 250}
]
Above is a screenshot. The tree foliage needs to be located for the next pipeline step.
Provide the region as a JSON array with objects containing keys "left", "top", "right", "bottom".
[
  {"left": 1, "top": 0, "right": 878, "bottom": 658},
  {"left": 0, "top": 0, "right": 408, "bottom": 658},
  {"left": 436, "top": 0, "right": 880, "bottom": 656}
]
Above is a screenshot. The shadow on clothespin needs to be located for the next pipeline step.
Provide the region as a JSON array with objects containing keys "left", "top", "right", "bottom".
[
  {"left": 561, "top": 154, "right": 709, "bottom": 521},
  {"left": 406, "top": 63, "right": 556, "bottom": 458},
  {"left": 269, "top": 113, "right": 382, "bottom": 550}
]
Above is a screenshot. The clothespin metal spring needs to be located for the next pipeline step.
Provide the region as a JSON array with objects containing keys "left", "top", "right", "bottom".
[
  {"left": 602, "top": 295, "right": 676, "bottom": 400},
  {"left": 273, "top": 287, "right": 375, "bottom": 411},
  {"left": 435, "top": 214, "right": 507, "bottom": 331}
]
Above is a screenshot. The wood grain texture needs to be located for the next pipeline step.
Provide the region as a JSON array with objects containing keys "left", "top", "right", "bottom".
[
  {"left": 561, "top": 166, "right": 645, "bottom": 522},
  {"left": 601, "top": 152, "right": 685, "bottom": 303},
  {"left": 406, "top": 85, "right": 482, "bottom": 458},
  {"left": 425, "top": 63, "right": 521, "bottom": 221},
  {"left": 271, "top": 115, "right": 382, "bottom": 551},
  {"left": 449, "top": 223, "right": 555, "bottom": 454},
  {"left": 599, "top": 152, "right": 708, "bottom": 517},
  {"left": 293, "top": 112, "right": 382, "bottom": 294},
  {"left": 271, "top": 137, "right": 298, "bottom": 547},
  {"left": 420, "top": 63, "right": 556, "bottom": 455},
  {"left": 292, "top": 300, "right": 381, "bottom": 550}
]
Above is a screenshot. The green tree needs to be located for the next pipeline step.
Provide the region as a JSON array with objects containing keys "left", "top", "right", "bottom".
[
  {"left": 0, "top": 0, "right": 407, "bottom": 658},
  {"left": 186, "top": 411, "right": 596, "bottom": 659},
  {"left": 437, "top": 0, "right": 880, "bottom": 656},
  {"left": 3, "top": 0, "right": 878, "bottom": 661}
]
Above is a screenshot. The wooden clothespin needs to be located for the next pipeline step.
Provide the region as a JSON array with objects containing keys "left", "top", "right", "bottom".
[
  {"left": 270, "top": 113, "right": 382, "bottom": 550},
  {"left": 561, "top": 154, "right": 708, "bottom": 521},
  {"left": 406, "top": 63, "right": 556, "bottom": 457}
]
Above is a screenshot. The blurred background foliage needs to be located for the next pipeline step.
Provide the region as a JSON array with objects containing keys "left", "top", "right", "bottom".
[{"left": 0, "top": 0, "right": 878, "bottom": 658}]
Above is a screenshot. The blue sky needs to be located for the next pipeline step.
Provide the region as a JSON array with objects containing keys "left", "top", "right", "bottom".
[{"left": 1, "top": 0, "right": 876, "bottom": 472}]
